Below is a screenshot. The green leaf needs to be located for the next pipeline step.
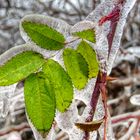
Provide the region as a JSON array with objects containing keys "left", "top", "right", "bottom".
[
  {"left": 73, "top": 29, "right": 96, "bottom": 43},
  {"left": 0, "top": 51, "right": 45, "bottom": 86},
  {"left": 43, "top": 59, "right": 73, "bottom": 112},
  {"left": 77, "top": 41, "right": 99, "bottom": 78},
  {"left": 63, "top": 48, "right": 88, "bottom": 89},
  {"left": 22, "top": 21, "right": 65, "bottom": 50},
  {"left": 24, "top": 73, "right": 55, "bottom": 137}
]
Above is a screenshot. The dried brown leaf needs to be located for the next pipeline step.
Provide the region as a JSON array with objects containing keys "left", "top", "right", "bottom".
[{"left": 75, "top": 118, "right": 104, "bottom": 132}]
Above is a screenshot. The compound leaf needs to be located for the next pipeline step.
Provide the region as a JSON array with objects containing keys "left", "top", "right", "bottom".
[
  {"left": 63, "top": 48, "right": 88, "bottom": 89},
  {"left": 22, "top": 21, "right": 65, "bottom": 50},
  {"left": 43, "top": 59, "right": 73, "bottom": 112},
  {"left": 77, "top": 41, "right": 99, "bottom": 78},
  {"left": 24, "top": 73, "right": 55, "bottom": 137},
  {"left": 73, "top": 29, "right": 96, "bottom": 43},
  {"left": 0, "top": 51, "right": 45, "bottom": 86}
]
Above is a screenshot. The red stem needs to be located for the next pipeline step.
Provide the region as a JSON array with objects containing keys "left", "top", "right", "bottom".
[
  {"left": 86, "top": 72, "right": 107, "bottom": 122},
  {"left": 82, "top": 0, "right": 125, "bottom": 139},
  {"left": 99, "top": 1, "right": 125, "bottom": 58},
  {"left": 82, "top": 72, "right": 107, "bottom": 140},
  {"left": 112, "top": 114, "right": 140, "bottom": 124}
]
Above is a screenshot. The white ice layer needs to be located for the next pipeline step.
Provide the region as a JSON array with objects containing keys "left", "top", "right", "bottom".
[
  {"left": 9, "top": 82, "right": 24, "bottom": 123},
  {"left": 0, "top": 84, "right": 16, "bottom": 118},
  {"left": 19, "top": 14, "right": 72, "bottom": 59},
  {"left": 0, "top": 0, "right": 136, "bottom": 139}
]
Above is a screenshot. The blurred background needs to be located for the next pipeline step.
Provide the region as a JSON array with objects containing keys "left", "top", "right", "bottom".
[{"left": 0, "top": 0, "right": 140, "bottom": 139}]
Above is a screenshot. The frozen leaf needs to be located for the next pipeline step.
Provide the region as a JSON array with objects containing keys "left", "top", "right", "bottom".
[
  {"left": 22, "top": 21, "right": 65, "bottom": 50},
  {"left": 20, "top": 14, "right": 71, "bottom": 39},
  {"left": 77, "top": 41, "right": 99, "bottom": 78},
  {"left": 73, "top": 29, "right": 96, "bottom": 43},
  {"left": 63, "top": 48, "right": 88, "bottom": 89},
  {"left": 75, "top": 118, "right": 104, "bottom": 132},
  {"left": 0, "top": 44, "right": 58, "bottom": 64},
  {"left": 71, "top": 21, "right": 95, "bottom": 35},
  {"left": 24, "top": 73, "right": 56, "bottom": 137},
  {"left": 0, "top": 51, "right": 45, "bottom": 86},
  {"left": 43, "top": 59, "right": 73, "bottom": 112}
]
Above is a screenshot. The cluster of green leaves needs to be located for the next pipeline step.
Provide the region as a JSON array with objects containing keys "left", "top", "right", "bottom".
[{"left": 0, "top": 20, "right": 99, "bottom": 136}]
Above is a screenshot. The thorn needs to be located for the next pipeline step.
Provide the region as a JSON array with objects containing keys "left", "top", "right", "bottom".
[{"left": 106, "top": 76, "right": 117, "bottom": 81}]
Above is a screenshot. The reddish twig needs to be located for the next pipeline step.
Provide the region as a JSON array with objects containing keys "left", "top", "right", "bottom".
[
  {"left": 100, "top": 83, "right": 108, "bottom": 140},
  {"left": 82, "top": 72, "right": 107, "bottom": 140},
  {"left": 86, "top": 72, "right": 107, "bottom": 122},
  {"left": 82, "top": 1, "right": 129, "bottom": 139},
  {"left": 99, "top": 1, "right": 125, "bottom": 58},
  {"left": 111, "top": 110, "right": 140, "bottom": 124}
]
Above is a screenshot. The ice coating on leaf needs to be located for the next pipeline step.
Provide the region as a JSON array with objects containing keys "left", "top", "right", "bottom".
[
  {"left": 74, "top": 78, "right": 96, "bottom": 105},
  {"left": 52, "top": 50, "right": 65, "bottom": 68},
  {"left": 19, "top": 14, "right": 71, "bottom": 57},
  {"left": 26, "top": 113, "right": 44, "bottom": 139},
  {"left": 26, "top": 113, "right": 55, "bottom": 140},
  {"left": 20, "top": 14, "right": 71, "bottom": 38},
  {"left": 0, "top": 84, "right": 16, "bottom": 118},
  {"left": 55, "top": 103, "right": 78, "bottom": 132},
  {"left": 71, "top": 21, "right": 97, "bottom": 43},
  {"left": 20, "top": 14, "right": 71, "bottom": 49},
  {"left": 71, "top": 21, "right": 96, "bottom": 34},
  {"left": 0, "top": 44, "right": 56, "bottom": 66}
]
